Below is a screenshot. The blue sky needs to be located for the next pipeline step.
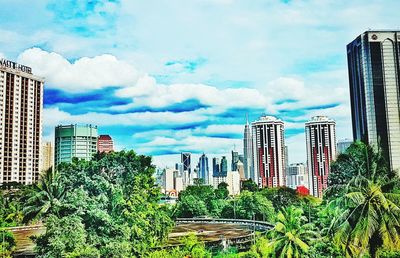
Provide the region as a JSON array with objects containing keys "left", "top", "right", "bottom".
[{"left": 1, "top": 0, "right": 399, "bottom": 167}]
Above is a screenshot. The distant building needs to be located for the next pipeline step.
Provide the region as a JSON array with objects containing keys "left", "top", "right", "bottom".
[
  {"left": 220, "top": 156, "right": 228, "bottom": 177},
  {"left": 237, "top": 160, "right": 245, "bottom": 179},
  {"left": 162, "top": 168, "right": 175, "bottom": 193},
  {"left": 0, "top": 59, "right": 44, "bottom": 185},
  {"left": 98, "top": 135, "right": 114, "bottom": 153},
  {"left": 231, "top": 150, "right": 239, "bottom": 171},
  {"left": 226, "top": 171, "right": 241, "bottom": 195},
  {"left": 40, "top": 142, "right": 53, "bottom": 173},
  {"left": 252, "top": 116, "right": 286, "bottom": 187},
  {"left": 337, "top": 138, "right": 353, "bottom": 155},
  {"left": 347, "top": 31, "right": 400, "bottom": 173},
  {"left": 54, "top": 124, "right": 98, "bottom": 166},
  {"left": 306, "top": 116, "right": 336, "bottom": 197},
  {"left": 212, "top": 157, "right": 220, "bottom": 177},
  {"left": 181, "top": 152, "right": 191, "bottom": 174},
  {"left": 198, "top": 153, "right": 209, "bottom": 184},
  {"left": 243, "top": 118, "right": 253, "bottom": 179},
  {"left": 286, "top": 163, "right": 307, "bottom": 189}
]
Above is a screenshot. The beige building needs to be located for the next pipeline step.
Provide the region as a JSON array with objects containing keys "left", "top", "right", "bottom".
[
  {"left": 40, "top": 142, "right": 53, "bottom": 173},
  {"left": 0, "top": 59, "right": 44, "bottom": 185}
]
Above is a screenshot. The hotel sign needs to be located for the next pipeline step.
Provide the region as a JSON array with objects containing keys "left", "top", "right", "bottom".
[{"left": 0, "top": 58, "right": 32, "bottom": 74}]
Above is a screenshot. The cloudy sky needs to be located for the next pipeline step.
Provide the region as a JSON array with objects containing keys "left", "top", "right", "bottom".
[{"left": 1, "top": 0, "right": 399, "bottom": 167}]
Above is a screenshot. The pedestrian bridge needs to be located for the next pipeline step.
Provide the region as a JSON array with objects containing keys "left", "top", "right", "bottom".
[{"left": 176, "top": 217, "right": 274, "bottom": 232}]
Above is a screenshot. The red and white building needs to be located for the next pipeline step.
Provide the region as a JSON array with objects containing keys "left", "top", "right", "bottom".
[
  {"left": 305, "top": 116, "right": 336, "bottom": 197},
  {"left": 97, "top": 135, "right": 114, "bottom": 153},
  {"left": 251, "top": 116, "right": 286, "bottom": 188}
]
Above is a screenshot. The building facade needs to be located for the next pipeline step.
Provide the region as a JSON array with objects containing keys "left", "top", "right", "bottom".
[
  {"left": 220, "top": 156, "right": 228, "bottom": 177},
  {"left": 243, "top": 119, "right": 253, "bottom": 179},
  {"left": 251, "top": 116, "right": 286, "bottom": 187},
  {"left": 286, "top": 163, "right": 307, "bottom": 189},
  {"left": 98, "top": 134, "right": 113, "bottom": 153},
  {"left": 0, "top": 59, "right": 44, "bottom": 185},
  {"left": 347, "top": 31, "right": 400, "bottom": 173},
  {"left": 212, "top": 157, "right": 220, "bottom": 177},
  {"left": 181, "top": 152, "right": 191, "bottom": 174},
  {"left": 231, "top": 150, "right": 239, "bottom": 171},
  {"left": 54, "top": 124, "right": 98, "bottom": 166},
  {"left": 337, "top": 138, "right": 353, "bottom": 155},
  {"left": 40, "top": 142, "right": 53, "bottom": 173},
  {"left": 198, "top": 153, "right": 209, "bottom": 184},
  {"left": 305, "top": 116, "right": 336, "bottom": 197}
]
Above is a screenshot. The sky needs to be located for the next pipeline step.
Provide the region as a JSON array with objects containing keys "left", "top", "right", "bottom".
[{"left": 0, "top": 0, "right": 399, "bottom": 168}]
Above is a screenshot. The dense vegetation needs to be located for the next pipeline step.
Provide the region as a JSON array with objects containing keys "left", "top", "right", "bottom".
[{"left": 0, "top": 141, "right": 399, "bottom": 257}]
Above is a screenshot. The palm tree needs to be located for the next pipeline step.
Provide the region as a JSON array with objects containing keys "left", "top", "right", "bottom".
[
  {"left": 330, "top": 173, "right": 400, "bottom": 257},
  {"left": 23, "top": 169, "right": 67, "bottom": 223},
  {"left": 265, "top": 206, "right": 318, "bottom": 257}
]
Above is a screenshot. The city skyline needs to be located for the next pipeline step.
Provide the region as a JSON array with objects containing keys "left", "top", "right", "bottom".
[{"left": 1, "top": 1, "right": 400, "bottom": 168}]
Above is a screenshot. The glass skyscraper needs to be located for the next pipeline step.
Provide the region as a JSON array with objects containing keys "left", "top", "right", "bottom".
[
  {"left": 347, "top": 31, "right": 400, "bottom": 172},
  {"left": 55, "top": 124, "right": 98, "bottom": 166},
  {"left": 198, "top": 153, "right": 209, "bottom": 184}
]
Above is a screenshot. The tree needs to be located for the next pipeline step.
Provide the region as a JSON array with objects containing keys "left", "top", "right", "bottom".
[
  {"left": 0, "top": 229, "right": 16, "bottom": 258},
  {"left": 330, "top": 173, "right": 400, "bottom": 257},
  {"left": 265, "top": 207, "right": 318, "bottom": 257},
  {"left": 261, "top": 187, "right": 301, "bottom": 210},
  {"left": 23, "top": 169, "right": 67, "bottom": 223},
  {"left": 215, "top": 182, "right": 229, "bottom": 199},
  {"left": 241, "top": 179, "right": 258, "bottom": 192}
]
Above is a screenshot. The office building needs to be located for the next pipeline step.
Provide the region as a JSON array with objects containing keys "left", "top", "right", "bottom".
[
  {"left": 337, "top": 138, "right": 353, "bottom": 155},
  {"left": 162, "top": 168, "right": 174, "bottom": 193},
  {"left": 237, "top": 160, "right": 245, "bottom": 179},
  {"left": 243, "top": 118, "right": 253, "bottom": 179},
  {"left": 0, "top": 59, "right": 44, "bottom": 185},
  {"left": 98, "top": 134, "right": 113, "bottom": 153},
  {"left": 40, "top": 142, "right": 53, "bottom": 173},
  {"left": 220, "top": 156, "right": 228, "bottom": 177},
  {"left": 226, "top": 171, "right": 240, "bottom": 195},
  {"left": 305, "top": 116, "right": 336, "bottom": 197},
  {"left": 54, "top": 124, "right": 98, "bottom": 166},
  {"left": 198, "top": 153, "right": 209, "bottom": 184},
  {"left": 231, "top": 150, "right": 239, "bottom": 171},
  {"left": 347, "top": 31, "right": 400, "bottom": 172},
  {"left": 286, "top": 163, "right": 307, "bottom": 189},
  {"left": 251, "top": 116, "right": 286, "bottom": 187},
  {"left": 212, "top": 157, "right": 220, "bottom": 177},
  {"left": 181, "top": 152, "right": 191, "bottom": 174}
]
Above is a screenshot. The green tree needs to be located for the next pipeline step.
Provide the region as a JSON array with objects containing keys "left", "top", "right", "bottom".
[
  {"left": 330, "top": 174, "right": 400, "bottom": 257},
  {"left": 265, "top": 207, "right": 318, "bottom": 257},
  {"left": 0, "top": 229, "right": 16, "bottom": 258},
  {"left": 241, "top": 179, "right": 258, "bottom": 192},
  {"left": 215, "top": 182, "right": 229, "bottom": 199},
  {"left": 261, "top": 187, "right": 301, "bottom": 210},
  {"left": 23, "top": 169, "right": 67, "bottom": 223}
]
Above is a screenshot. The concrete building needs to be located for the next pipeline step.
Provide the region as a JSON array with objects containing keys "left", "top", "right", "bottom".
[
  {"left": 286, "top": 163, "right": 307, "bottom": 189},
  {"left": 40, "top": 142, "right": 53, "bottom": 173},
  {"left": 54, "top": 124, "right": 98, "bottom": 166},
  {"left": 0, "top": 58, "right": 44, "bottom": 185},
  {"left": 251, "top": 116, "right": 286, "bottom": 187},
  {"left": 305, "top": 116, "right": 336, "bottom": 197},
  {"left": 243, "top": 118, "right": 253, "bottom": 179},
  {"left": 347, "top": 31, "right": 400, "bottom": 173},
  {"left": 226, "top": 171, "right": 241, "bottom": 195},
  {"left": 237, "top": 160, "right": 245, "bottom": 179},
  {"left": 162, "top": 168, "right": 175, "bottom": 193},
  {"left": 98, "top": 134, "right": 113, "bottom": 153}
]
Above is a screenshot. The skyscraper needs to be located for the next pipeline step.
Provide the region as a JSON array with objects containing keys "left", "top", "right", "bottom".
[
  {"left": 231, "top": 150, "right": 239, "bottom": 171},
  {"left": 220, "top": 156, "right": 228, "bottom": 177},
  {"left": 212, "top": 157, "right": 220, "bottom": 177},
  {"left": 198, "top": 153, "right": 209, "bottom": 184},
  {"left": 181, "top": 152, "right": 191, "bottom": 174},
  {"left": 0, "top": 59, "right": 44, "bottom": 185},
  {"left": 40, "top": 142, "right": 53, "bottom": 173},
  {"left": 305, "top": 116, "right": 336, "bottom": 197},
  {"left": 251, "top": 116, "right": 286, "bottom": 187},
  {"left": 55, "top": 124, "right": 98, "bottom": 166},
  {"left": 98, "top": 134, "right": 114, "bottom": 153},
  {"left": 347, "top": 31, "right": 400, "bottom": 172},
  {"left": 243, "top": 118, "right": 253, "bottom": 179}
]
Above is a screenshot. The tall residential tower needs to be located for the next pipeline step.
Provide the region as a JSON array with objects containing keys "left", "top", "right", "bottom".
[
  {"left": 347, "top": 31, "right": 400, "bottom": 173},
  {"left": 243, "top": 118, "right": 253, "bottom": 179},
  {"left": 305, "top": 116, "right": 336, "bottom": 197}
]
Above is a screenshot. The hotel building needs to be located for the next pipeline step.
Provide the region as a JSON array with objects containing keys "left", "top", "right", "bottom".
[
  {"left": 98, "top": 134, "right": 114, "bottom": 153},
  {"left": 0, "top": 59, "right": 44, "bottom": 185}
]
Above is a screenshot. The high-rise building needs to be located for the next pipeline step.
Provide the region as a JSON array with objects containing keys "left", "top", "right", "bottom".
[
  {"left": 212, "top": 157, "right": 220, "bottom": 177},
  {"left": 220, "top": 156, "right": 228, "bottom": 177},
  {"left": 0, "top": 59, "right": 44, "bottom": 185},
  {"left": 40, "top": 142, "right": 53, "bottom": 173},
  {"left": 181, "top": 152, "right": 191, "bottom": 174},
  {"left": 231, "top": 150, "right": 239, "bottom": 171},
  {"left": 251, "top": 116, "right": 286, "bottom": 187},
  {"left": 347, "top": 31, "right": 400, "bottom": 173},
  {"left": 286, "top": 163, "right": 307, "bottom": 189},
  {"left": 243, "top": 118, "right": 253, "bottom": 179},
  {"left": 162, "top": 168, "right": 174, "bottom": 193},
  {"left": 98, "top": 134, "right": 114, "bottom": 153},
  {"left": 55, "top": 124, "right": 98, "bottom": 166},
  {"left": 198, "top": 153, "right": 209, "bottom": 184},
  {"left": 237, "top": 160, "right": 245, "bottom": 179},
  {"left": 305, "top": 116, "right": 336, "bottom": 197},
  {"left": 226, "top": 171, "right": 240, "bottom": 195},
  {"left": 337, "top": 138, "right": 353, "bottom": 155}
]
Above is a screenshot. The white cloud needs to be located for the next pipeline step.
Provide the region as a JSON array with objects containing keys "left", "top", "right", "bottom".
[{"left": 17, "top": 48, "right": 140, "bottom": 92}]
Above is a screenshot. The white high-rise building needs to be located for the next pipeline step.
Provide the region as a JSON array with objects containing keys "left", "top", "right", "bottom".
[
  {"left": 243, "top": 118, "right": 253, "bottom": 179},
  {"left": 251, "top": 116, "right": 286, "bottom": 188},
  {"left": 0, "top": 59, "right": 44, "bottom": 185},
  {"left": 305, "top": 116, "right": 336, "bottom": 197},
  {"left": 162, "top": 168, "right": 175, "bottom": 193},
  {"left": 286, "top": 163, "right": 307, "bottom": 189},
  {"left": 226, "top": 171, "right": 240, "bottom": 195}
]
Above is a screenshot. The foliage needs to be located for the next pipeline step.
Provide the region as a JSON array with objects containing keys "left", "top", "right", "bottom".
[
  {"left": 0, "top": 229, "right": 16, "bottom": 257},
  {"left": 241, "top": 179, "right": 258, "bottom": 192},
  {"left": 264, "top": 207, "right": 319, "bottom": 257},
  {"left": 261, "top": 187, "right": 301, "bottom": 210}
]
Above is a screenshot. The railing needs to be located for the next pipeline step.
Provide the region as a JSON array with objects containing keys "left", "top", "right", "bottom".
[
  {"left": 176, "top": 217, "right": 274, "bottom": 232},
  {"left": 0, "top": 224, "right": 44, "bottom": 232}
]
